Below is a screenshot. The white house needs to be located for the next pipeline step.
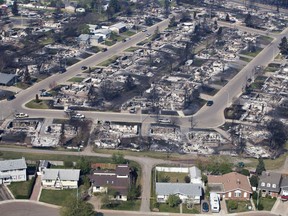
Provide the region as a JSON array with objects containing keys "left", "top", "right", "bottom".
[
  {"left": 189, "top": 166, "right": 202, "bottom": 184},
  {"left": 41, "top": 168, "right": 80, "bottom": 189},
  {"left": 0, "top": 158, "right": 27, "bottom": 184},
  {"left": 109, "top": 22, "right": 127, "bottom": 34},
  {"left": 94, "top": 29, "right": 111, "bottom": 40},
  {"left": 156, "top": 183, "right": 202, "bottom": 204}
]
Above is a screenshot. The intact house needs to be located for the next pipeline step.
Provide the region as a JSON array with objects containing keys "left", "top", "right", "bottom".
[
  {"left": 280, "top": 175, "right": 288, "bottom": 200},
  {"left": 109, "top": 22, "right": 127, "bottom": 34},
  {"left": 258, "top": 171, "right": 281, "bottom": 198},
  {"left": 89, "top": 164, "right": 130, "bottom": 201},
  {"left": 78, "top": 34, "right": 103, "bottom": 47},
  {"left": 189, "top": 166, "right": 203, "bottom": 184},
  {"left": 208, "top": 172, "right": 252, "bottom": 200},
  {"left": 156, "top": 182, "right": 202, "bottom": 204},
  {"left": 41, "top": 168, "right": 80, "bottom": 189},
  {"left": 0, "top": 158, "right": 27, "bottom": 184},
  {"left": 0, "top": 72, "right": 17, "bottom": 86}
]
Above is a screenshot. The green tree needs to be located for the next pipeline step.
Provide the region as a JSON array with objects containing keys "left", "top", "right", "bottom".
[
  {"left": 112, "top": 152, "right": 127, "bottom": 164},
  {"left": 228, "top": 200, "right": 238, "bottom": 210},
  {"left": 106, "top": 0, "right": 120, "bottom": 18},
  {"left": 145, "top": 17, "right": 154, "bottom": 26},
  {"left": 244, "top": 13, "right": 254, "bottom": 27},
  {"left": 127, "top": 185, "right": 141, "bottom": 200},
  {"left": 240, "top": 169, "right": 250, "bottom": 176},
  {"left": 184, "top": 175, "right": 191, "bottom": 183},
  {"left": 250, "top": 175, "right": 259, "bottom": 187},
  {"left": 12, "top": 0, "right": 19, "bottom": 16},
  {"left": 169, "top": 16, "right": 177, "bottom": 28},
  {"left": 152, "top": 26, "right": 160, "bottom": 40},
  {"left": 256, "top": 157, "right": 266, "bottom": 176},
  {"left": 64, "top": 161, "right": 74, "bottom": 168},
  {"left": 76, "top": 157, "right": 91, "bottom": 175},
  {"left": 279, "top": 36, "right": 288, "bottom": 55},
  {"left": 35, "top": 94, "right": 40, "bottom": 103},
  {"left": 61, "top": 197, "right": 94, "bottom": 216},
  {"left": 166, "top": 194, "right": 181, "bottom": 207}
]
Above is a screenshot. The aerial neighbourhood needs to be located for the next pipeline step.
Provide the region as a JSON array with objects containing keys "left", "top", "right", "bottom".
[{"left": 0, "top": 0, "right": 288, "bottom": 215}]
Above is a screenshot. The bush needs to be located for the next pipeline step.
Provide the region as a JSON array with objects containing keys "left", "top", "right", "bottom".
[
  {"left": 184, "top": 176, "right": 191, "bottom": 183},
  {"left": 64, "top": 161, "right": 74, "bottom": 168},
  {"left": 228, "top": 200, "right": 238, "bottom": 210}
]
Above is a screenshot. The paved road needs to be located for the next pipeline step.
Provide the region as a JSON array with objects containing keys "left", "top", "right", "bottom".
[{"left": 0, "top": 201, "right": 60, "bottom": 216}]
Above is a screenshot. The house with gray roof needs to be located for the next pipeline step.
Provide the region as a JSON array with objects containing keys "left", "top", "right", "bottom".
[
  {"left": 41, "top": 168, "right": 80, "bottom": 189},
  {"left": 280, "top": 175, "right": 288, "bottom": 200},
  {"left": 156, "top": 183, "right": 202, "bottom": 204},
  {"left": 110, "top": 22, "right": 127, "bottom": 34},
  {"left": 189, "top": 166, "right": 202, "bottom": 184},
  {"left": 258, "top": 171, "right": 282, "bottom": 198},
  {"left": 0, "top": 73, "right": 17, "bottom": 86},
  {"left": 0, "top": 158, "right": 27, "bottom": 184}
]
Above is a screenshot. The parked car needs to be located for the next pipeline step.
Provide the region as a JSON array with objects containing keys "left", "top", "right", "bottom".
[
  {"left": 158, "top": 118, "right": 171, "bottom": 123},
  {"left": 202, "top": 202, "right": 209, "bottom": 212},
  {"left": 40, "top": 92, "right": 52, "bottom": 97},
  {"left": 129, "top": 107, "right": 136, "bottom": 113},
  {"left": 72, "top": 113, "right": 85, "bottom": 119},
  {"left": 102, "top": 48, "right": 108, "bottom": 52},
  {"left": 206, "top": 100, "right": 214, "bottom": 106},
  {"left": 15, "top": 113, "right": 29, "bottom": 118},
  {"left": 7, "top": 95, "right": 15, "bottom": 101},
  {"left": 81, "top": 66, "right": 88, "bottom": 70}
]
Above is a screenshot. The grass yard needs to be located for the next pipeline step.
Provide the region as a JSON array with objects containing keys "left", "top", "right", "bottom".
[
  {"left": 15, "top": 82, "right": 30, "bottom": 89},
  {"left": 101, "top": 200, "right": 141, "bottom": 211},
  {"left": 122, "top": 30, "right": 136, "bottom": 37},
  {"left": 98, "top": 56, "right": 119, "bottom": 67},
  {"left": 67, "top": 77, "right": 85, "bottom": 83},
  {"left": 253, "top": 196, "right": 277, "bottom": 211},
  {"left": 226, "top": 200, "right": 252, "bottom": 213},
  {"left": 158, "top": 203, "right": 180, "bottom": 213},
  {"left": 25, "top": 100, "right": 52, "bottom": 109},
  {"left": 241, "top": 48, "right": 263, "bottom": 57},
  {"left": 157, "top": 171, "right": 188, "bottom": 183},
  {"left": 8, "top": 177, "right": 35, "bottom": 199},
  {"left": 124, "top": 47, "right": 140, "bottom": 52},
  {"left": 239, "top": 56, "right": 251, "bottom": 62},
  {"left": 246, "top": 153, "right": 287, "bottom": 170},
  {"left": 182, "top": 204, "right": 200, "bottom": 214},
  {"left": 40, "top": 189, "right": 77, "bottom": 206},
  {"left": 87, "top": 46, "right": 101, "bottom": 53}
]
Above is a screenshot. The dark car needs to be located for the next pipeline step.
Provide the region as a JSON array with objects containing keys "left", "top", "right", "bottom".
[
  {"left": 102, "top": 48, "right": 108, "bottom": 52},
  {"left": 81, "top": 66, "right": 88, "bottom": 70},
  {"left": 206, "top": 100, "right": 214, "bottom": 106},
  {"left": 202, "top": 202, "right": 209, "bottom": 212},
  {"left": 7, "top": 95, "right": 15, "bottom": 101}
]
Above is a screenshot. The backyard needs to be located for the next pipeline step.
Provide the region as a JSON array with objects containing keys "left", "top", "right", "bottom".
[{"left": 8, "top": 177, "right": 35, "bottom": 199}]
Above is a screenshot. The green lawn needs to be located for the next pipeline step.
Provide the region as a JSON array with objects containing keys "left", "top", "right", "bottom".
[
  {"left": 158, "top": 203, "right": 180, "bottom": 213},
  {"left": 8, "top": 178, "right": 35, "bottom": 199},
  {"left": 253, "top": 196, "right": 277, "bottom": 211},
  {"left": 157, "top": 171, "right": 188, "bottom": 183},
  {"left": 15, "top": 82, "right": 30, "bottom": 89},
  {"left": 40, "top": 189, "right": 77, "bottom": 206},
  {"left": 105, "top": 40, "right": 116, "bottom": 46},
  {"left": 239, "top": 56, "right": 251, "bottom": 62},
  {"left": 124, "top": 47, "right": 140, "bottom": 52},
  {"left": 226, "top": 200, "right": 252, "bottom": 213},
  {"left": 241, "top": 48, "right": 263, "bottom": 57},
  {"left": 25, "top": 100, "right": 52, "bottom": 109},
  {"left": 98, "top": 56, "right": 119, "bottom": 67},
  {"left": 182, "top": 204, "right": 200, "bottom": 214},
  {"left": 101, "top": 200, "right": 141, "bottom": 211},
  {"left": 67, "top": 77, "right": 85, "bottom": 83},
  {"left": 122, "top": 30, "right": 136, "bottom": 37}
]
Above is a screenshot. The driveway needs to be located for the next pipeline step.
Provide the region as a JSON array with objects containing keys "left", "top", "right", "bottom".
[
  {"left": 271, "top": 197, "right": 288, "bottom": 216},
  {"left": 0, "top": 200, "right": 60, "bottom": 216}
]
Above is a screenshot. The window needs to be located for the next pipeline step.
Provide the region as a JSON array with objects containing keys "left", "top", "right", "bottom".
[
  {"left": 267, "top": 183, "right": 271, "bottom": 187},
  {"left": 272, "top": 184, "right": 276, "bottom": 188},
  {"left": 234, "top": 191, "right": 241, "bottom": 197},
  {"left": 261, "top": 182, "right": 265, "bottom": 187}
]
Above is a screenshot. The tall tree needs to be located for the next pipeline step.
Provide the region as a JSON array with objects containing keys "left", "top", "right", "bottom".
[
  {"left": 279, "top": 36, "right": 288, "bottom": 55},
  {"left": 256, "top": 157, "right": 266, "bottom": 176},
  {"left": 266, "top": 119, "right": 288, "bottom": 149}
]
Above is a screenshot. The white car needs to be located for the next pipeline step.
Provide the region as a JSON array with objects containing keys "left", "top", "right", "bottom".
[
  {"left": 15, "top": 113, "right": 29, "bottom": 118},
  {"left": 72, "top": 113, "right": 85, "bottom": 119}
]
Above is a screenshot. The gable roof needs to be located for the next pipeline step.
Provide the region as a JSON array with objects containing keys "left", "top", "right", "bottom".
[
  {"left": 116, "top": 164, "right": 130, "bottom": 176},
  {"left": 280, "top": 176, "right": 288, "bottom": 189},
  {"left": 208, "top": 172, "right": 252, "bottom": 193},
  {"left": 0, "top": 158, "right": 27, "bottom": 172},
  {"left": 156, "top": 183, "right": 202, "bottom": 197},
  {"left": 0, "top": 73, "right": 17, "bottom": 85},
  {"left": 259, "top": 171, "right": 282, "bottom": 192},
  {"left": 42, "top": 169, "right": 80, "bottom": 181}
]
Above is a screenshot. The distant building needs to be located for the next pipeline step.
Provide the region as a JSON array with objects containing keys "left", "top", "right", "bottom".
[
  {"left": 0, "top": 158, "right": 27, "bottom": 184},
  {"left": 0, "top": 73, "right": 17, "bottom": 86},
  {"left": 41, "top": 168, "right": 80, "bottom": 189},
  {"left": 110, "top": 22, "right": 127, "bottom": 34}
]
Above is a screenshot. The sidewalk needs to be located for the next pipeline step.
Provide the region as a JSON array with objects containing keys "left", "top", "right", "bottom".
[{"left": 30, "top": 175, "right": 42, "bottom": 201}]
